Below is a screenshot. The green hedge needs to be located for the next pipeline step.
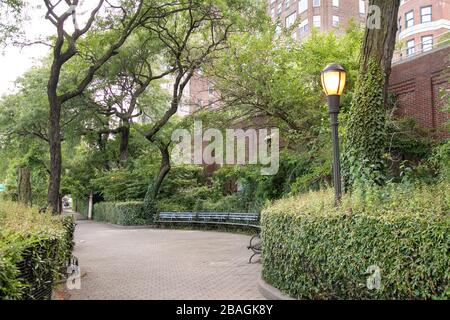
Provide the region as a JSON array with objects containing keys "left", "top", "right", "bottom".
[
  {"left": 93, "top": 201, "right": 150, "bottom": 226},
  {"left": 0, "top": 201, "right": 76, "bottom": 300},
  {"left": 75, "top": 198, "right": 88, "bottom": 218},
  {"left": 261, "top": 183, "right": 450, "bottom": 300}
]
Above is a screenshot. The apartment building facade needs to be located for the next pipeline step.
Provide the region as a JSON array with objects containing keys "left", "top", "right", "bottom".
[
  {"left": 268, "top": 0, "right": 367, "bottom": 39},
  {"left": 395, "top": 0, "right": 450, "bottom": 62},
  {"left": 182, "top": 1, "right": 449, "bottom": 134}
]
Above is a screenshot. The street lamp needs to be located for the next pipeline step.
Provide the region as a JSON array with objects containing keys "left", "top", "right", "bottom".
[{"left": 321, "top": 63, "right": 346, "bottom": 204}]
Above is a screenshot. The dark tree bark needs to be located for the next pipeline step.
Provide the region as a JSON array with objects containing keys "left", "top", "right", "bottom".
[
  {"left": 360, "top": 0, "right": 400, "bottom": 101},
  {"left": 153, "top": 141, "right": 171, "bottom": 199},
  {"left": 343, "top": 0, "right": 401, "bottom": 187},
  {"left": 143, "top": 140, "right": 171, "bottom": 218},
  {"left": 17, "top": 166, "right": 32, "bottom": 206},
  {"left": 119, "top": 122, "right": 130, "bottom": 166},
  {"left": 43, "top": 0, "right": 145, "bottom": 213}
]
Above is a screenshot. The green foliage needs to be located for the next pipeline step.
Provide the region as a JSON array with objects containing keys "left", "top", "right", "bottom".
[
  {"left": 429, "top": 140, "right": 450, "bottom": 182},
  {"left": 93, "top": 169, "right": 151, "bottom": 202},
  {"left": 93, "top": 201, "right": 150, "bottom": 226},
  {"left": 210, "top": 23, "right": 362, "bottom": 143},
  {"left": 343, "top": 59, "right": 387, "bottom": 187},
  {"left": 0, "top": 201, "right": 75, "bottom": 300},
  {"left": 0, "top": 0, "right": 24, "bottom": 46},
  {"left": 261, "top": 183, "right": 450, "bottom": 299},
  {"left": 386, "top": 117, "right": 434, "bottom": 160},
  {"left": 74, "top": 198, "right": 89, "bottom": 219}
]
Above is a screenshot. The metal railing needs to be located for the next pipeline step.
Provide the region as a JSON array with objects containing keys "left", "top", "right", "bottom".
[{"left": 392, "top": 31, "right": 450, "bottom": 64}]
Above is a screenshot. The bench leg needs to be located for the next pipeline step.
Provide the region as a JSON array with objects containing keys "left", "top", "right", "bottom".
[{"left": 249, "top": 252, "right": 260, "bottom": 264}]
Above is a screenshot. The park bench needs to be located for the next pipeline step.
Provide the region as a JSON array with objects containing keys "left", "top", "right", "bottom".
[
  {"left": 156, "top": 211, "right": 261, "bottom": 263},
  {"left": 156, "top": 211, "right": 260, "bottom": 228}
]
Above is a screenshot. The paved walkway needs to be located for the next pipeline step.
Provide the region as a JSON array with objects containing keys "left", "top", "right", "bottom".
[{"left": 68, "top": 221, "right": 265, "bottom": 300}]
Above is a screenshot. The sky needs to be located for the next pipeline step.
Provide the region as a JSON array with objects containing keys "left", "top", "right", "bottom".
[
  {"left": 0, "top": 4, "right": 53, "bottom": 95},
  {"left": 0, "top": 1, "right": 98, "bottom": 96}
]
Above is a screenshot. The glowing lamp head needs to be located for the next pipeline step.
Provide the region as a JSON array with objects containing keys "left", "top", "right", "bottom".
[{"left": 321, "top": 63, "right": 347, "bottom": 96}]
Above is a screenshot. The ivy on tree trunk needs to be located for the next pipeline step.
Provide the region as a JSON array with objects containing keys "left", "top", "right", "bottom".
[{"left": 342, "top": 0, "right": 400, "bottom": 187}]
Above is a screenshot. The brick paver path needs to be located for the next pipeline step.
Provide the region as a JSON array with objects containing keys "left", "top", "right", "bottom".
[{"left": 68, "top": 221, "right": 265, "bottom": 300}]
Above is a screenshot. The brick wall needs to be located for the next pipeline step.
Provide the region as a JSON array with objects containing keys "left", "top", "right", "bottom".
[{"left": 389, "top": 45, "right": 450, "bottom": 137}]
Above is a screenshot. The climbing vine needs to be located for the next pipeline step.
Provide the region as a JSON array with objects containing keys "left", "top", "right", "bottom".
[{"left": 342, "top": 59, "right": 387, "bottom": 188}]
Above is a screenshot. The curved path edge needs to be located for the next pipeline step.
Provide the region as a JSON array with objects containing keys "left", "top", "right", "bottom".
[{"left": 258, "top": 279, "right": 297, "bottom": 300}]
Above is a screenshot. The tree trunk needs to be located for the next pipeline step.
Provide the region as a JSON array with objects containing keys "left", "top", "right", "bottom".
[
  {"left": 17, "top": 166, "right": 32, "bottom": 206},
  {"left": 119, "top": 122, "right": 130, "bottom": 167},
  {"left": 47, "top": 50, "right": 64, "bottom": 214},
  {"left": 47, "top": 69, "right": 63, "bottom": 214},
  {"left": 360, "top": 0, "right": 400, "bottom": 101},
  {"left": 143, "top": 141, "right": 171, "bottom": 219},
  {"left": 343, "top": 0, "right": 400, "bottom": 187},
  {"left": 153, "top": 142, "right": 171, "bottom": 197}
]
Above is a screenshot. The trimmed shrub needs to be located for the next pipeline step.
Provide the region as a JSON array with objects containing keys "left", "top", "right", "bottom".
[
  {"left": 93, "top": 201, "right": 150, "bottom": 226},
  {"left": 261, "top": 183, "right": 450, "bottom": 299},
  {"left": 0, "top": 201, "right": 75, "bottom": 300},
  {"left": 74, "top": 198, "right": 89, "bottom": 218}
]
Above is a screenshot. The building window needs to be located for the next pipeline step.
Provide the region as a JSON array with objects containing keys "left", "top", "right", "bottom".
[
  {"left": 313, "top": 15, "right": 321, "bottom": 28},
  {"left": 299, "top": 18, "right": 309, "bottom": 35},
  {"left": 420, "top": 6, "right": 432, "bottom": 23},
  {"left": 405, "top": 10, "right": 414, "bottom": 28},
  {"left": 271, "top": 7, "right": 275, "bottom": 18},
  {"left": 398, "top": 17, "right": 402, "bottom": 33},
  {"left": 277, "top": 3, "right": 282, "bottom": 15},
  {"left": 333, "top": 0, "right": 339, "bottom": 7},
  {"left": 298, "top": 0, "right": 308, "bottom": 14},
  {"left": 406, "top": 39, "right": 415, "bottom": 56},
  {"left": 285, "top": 12, "right": 297, "bottom": 28},
  {"left": 422, "top": 35, "right": 433, "bottom": 52},
  {"left": 359, "top": 0, "right": 365, "bottom": 14},
  {"left": 313, "top": 0, "right": 320, "bottom": 7},
  {"left": 332, "top": 15, "right": 340, "bottom": 27},
  {"left": 286, "top": 0, "right": 290, "bottom": 9}
]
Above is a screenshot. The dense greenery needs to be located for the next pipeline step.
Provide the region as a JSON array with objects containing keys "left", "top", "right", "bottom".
[
  {"left": 343, "top": 60, "right": 387, "bottom": 187},
  {"left": 0, "top": 0, "right": 448, "bottom": 301},
  {"left": 261, "top": 182, "right": 450, "bottom": 299},
  {"left": 93, "top": 201, "right": 148, "bottom": 226},
  {"left": 0, "top": 201, "right": 75, "bottom": 299}
]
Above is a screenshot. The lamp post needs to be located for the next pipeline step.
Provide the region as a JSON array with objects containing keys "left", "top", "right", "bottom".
[{"left": 321, "top": 63, "right": 347, "bottom": 204}]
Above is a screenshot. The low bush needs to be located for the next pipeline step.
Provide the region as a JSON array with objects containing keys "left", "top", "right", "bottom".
[
  {"left": 74, "top": 198, "right": 89, "bottom": 218},
  {"left": 93, "top": 201, "right": 150, "bottom": 226},
  {"left": 261, "top": 182, "right": 450, "bottom": 299},
  {"left": 0, "top": 201, "right": 75, "bottom": 300}
]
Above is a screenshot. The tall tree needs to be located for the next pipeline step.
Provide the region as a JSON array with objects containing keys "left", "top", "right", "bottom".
[
  {"left": 342, "top": 0, "right": 401, "bottom": 187},
  {"left": 43, "top": 0, "right": 146, "bottom": 212},
  {"left": 17, "top": 166, "right": 31, "bottom": 205},
  {"left": 85, "top": 30, "right": 171, "bottom": 168},
  {"left": 139, "top": 0, "right": 265, "bottom": 215}
]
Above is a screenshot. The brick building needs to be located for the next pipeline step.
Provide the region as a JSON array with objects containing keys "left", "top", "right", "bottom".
[
  {"left": 180, "top": 73, "right": 218, "bottom": 116},
  {"left": 390, "top": 0, "right": 450, "bottom": 136},
  {"left": 268, "top": 0, "right": 367, "bottom": 39},
  {"left": 389, "top": 45, "right": 449, "bottom": 136},
  {"left": 394, "top": 0, "right": 450, "bottom": 62}
]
